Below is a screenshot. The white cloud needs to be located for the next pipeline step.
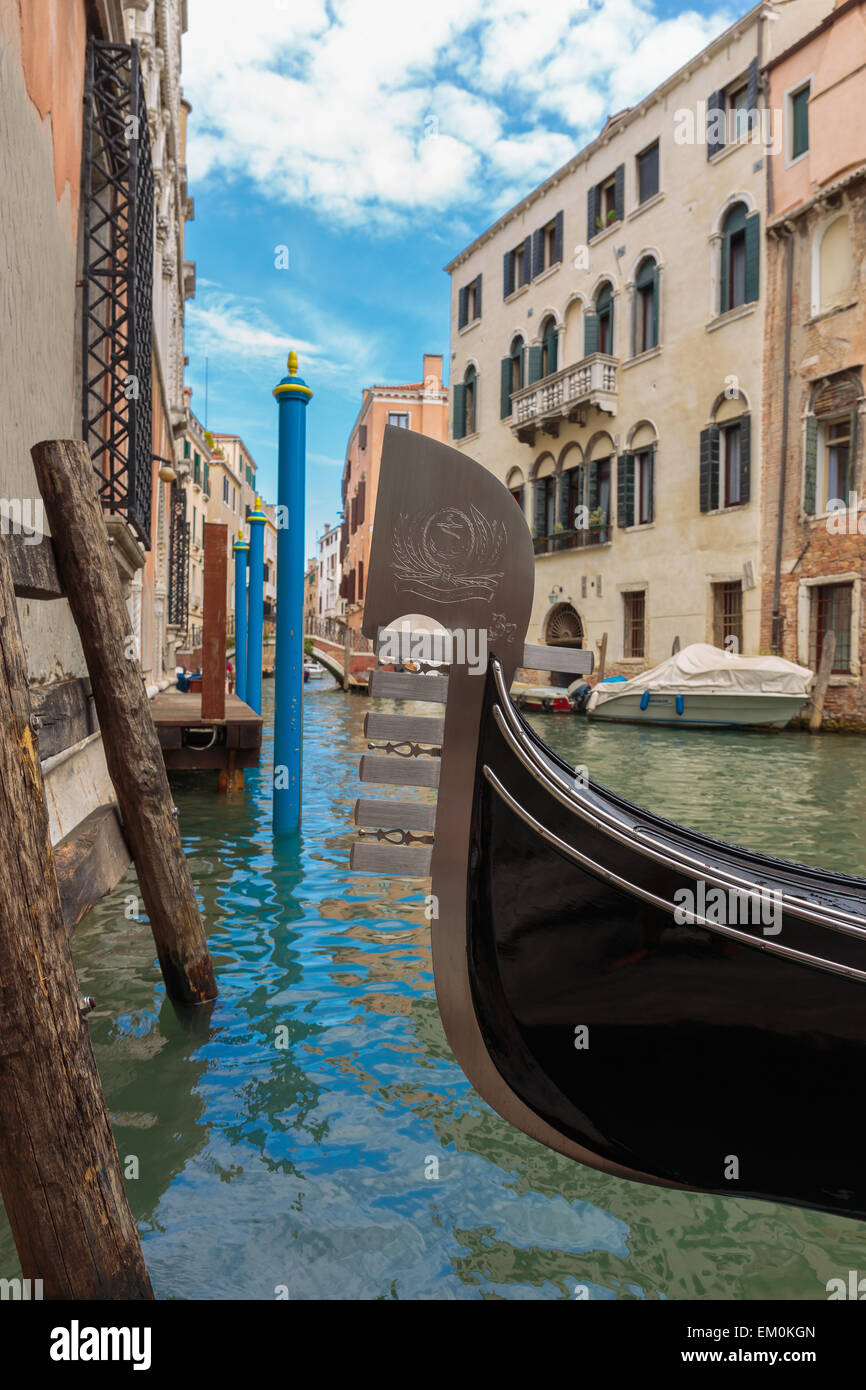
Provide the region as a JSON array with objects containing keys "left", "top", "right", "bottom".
[{"left": 184, "top": 0, "right": 735, "bottom": 227}]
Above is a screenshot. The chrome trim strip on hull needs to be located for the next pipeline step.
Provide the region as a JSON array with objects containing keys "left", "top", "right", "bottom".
[
  {"left": 490, "top": 660, "right": 866, "bottom": 941},
  {"left": 482, "top": 766, "right": 866, "bottom": 985}
]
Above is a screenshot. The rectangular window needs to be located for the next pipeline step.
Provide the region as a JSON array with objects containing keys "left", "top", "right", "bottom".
[
  {"left": 822, "top": 416, "right": 851, "bottom": 509},
  {"left": 387, "top": 412, "right": 409, "bottom": 428},
  {"left": 722, "top": 423, "right": 743, "bottom": 506},
  {"left": 810, "top": 583, "right": 853, "bottom": 673},
  {"left": 637, "top": 142, "right": 659, "bottom": 203},
  {"left": 223, "top": 477, "right": 229, "bottom": 505},
  {"left": 791, "top": 82, "right": 810, "bottom": 160},
  {"left": 467, "top": 278, "right": 480, "bottom": 322},
  {"left": 600, "top": 177, "right": 617, "bottom": 226},
  {"left": 636, "top": 281, "right": 654, "bottom": 354},
  {"left": 514, "top": 241, "right": 526, "bottom": 285},
  {"left": 728, "top": 82, "right": 749, "bottom": 142},
  {"left": 728, "top": 228, "right": 746, "bottom": 310},
  {"left": 712, "top": 581, "right": 743, "bottom": 651},
  {"left": 623, "top": 590, "right": 646, "bottom": 660}
]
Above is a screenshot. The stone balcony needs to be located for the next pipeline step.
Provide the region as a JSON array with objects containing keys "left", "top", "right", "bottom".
[{"left": 510, "top": 353, "right": 618, "bottom": 444}]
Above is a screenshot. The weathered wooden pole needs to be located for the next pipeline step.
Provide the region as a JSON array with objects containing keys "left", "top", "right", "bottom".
[
  {"left": 596, "top": 631, "right": 608, "bottom": 683},
  {"left": 809, "top": 629, "right": 835, "bottom": 733},
  {"left": 343, "top": 622, "right": 352, "bottom": 691},
  {"left": 202, "top": 521, "right": 227, "bottom": 722},
  {"left": 0, "top": 532, "right": 153, "bottom": 1299},
  {"left": 31, "top": 439, "right": 217, "bottom": 1005}
]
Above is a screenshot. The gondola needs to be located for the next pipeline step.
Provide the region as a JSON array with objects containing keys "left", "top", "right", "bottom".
[{"left": 351, "top": 426, "right": 866, "bottom": 1221}]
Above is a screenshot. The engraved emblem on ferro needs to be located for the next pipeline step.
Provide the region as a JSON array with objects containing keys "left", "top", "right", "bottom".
[{"left": 390, "top": 505, "right": 505, "bottom": 604}]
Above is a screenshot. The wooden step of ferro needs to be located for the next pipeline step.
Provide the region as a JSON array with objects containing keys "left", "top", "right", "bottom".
[
  {"left": 374, "top": 629, "right": 594, "bottom": 679},
  {"left": 354, "top": 799, "right": 437, "bottom": 832},
  {"left": 359, "top": 754, "right": 440, "bottom": 789},
  {"left": 364, "top": 711, "right": 444, "bottom": 745},
  {"left": 368, "top": 668, "right": 448, "bottom": 702}
]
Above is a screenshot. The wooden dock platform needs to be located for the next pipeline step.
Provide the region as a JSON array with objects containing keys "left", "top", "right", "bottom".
[{"left": 152, "top": 689, "right": 263, "bottom": 772}]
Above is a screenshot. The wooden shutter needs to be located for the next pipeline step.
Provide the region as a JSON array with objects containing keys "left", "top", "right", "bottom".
[
  {"left": 587, "top": 184, "right": 599, "bottom": 242},
  {"left": 584, "top": 312, "right": 599, "bottom": 356},
  {"left": 544, "top": 321, "right": 558, "bottom": 375},
  {"left": 707, "top": 89, "right": 724, "bottom": 158},
  {"left": 720, "top": 230, "right": 729, "bottom": 314},
  {"left": 474, "top": 273, "right": 482, "bottom": 318},
  {"left": 803, "top": 416, "right": 818, "bottom": 514},
  {"left": 532, "top": 228, "right": 545, "bottom": 278},
  {"left": 747, "top": 59, "right": 759, "bottom": 133},
  {"left": 500, "top": 357, "right": 513, "bottom": 419},
  {"left": 651, "top": 265, "right": 660, "bottom": 347},
  {"left": 358, "top": 559, "right": 364, "bottom": 602},
  {"left": 586, "top": 460, "right": 599, "bottom": 514},
  {"left": 557, "top": 469, "right": 571, "bottom": 528},
  {"left": 745, "top": 213, "right": 760, "bottom": 303},
  {"left": 739, "top": 415, "right": 751, "bottom": 503},
  {"left": 453, "top": 383, "right": 466, "bottom": 440},
  {"left": 527, "top": 344, "right": 543, "bottom": 384},
  {"left": 533, "top": 477, "right": 548, "bottom": 537},
  {"left": 458, "top": 286, "right": 468, "bottom": 329},
  {"left": 617, "top": 453, "right": 635, "bottom": 527},
  {"left": 521, "top": 235, "right": 531, "bottom": 286},
  {"left": 503, "top": 250, "right": 515, "bottom": 299},
  {"left": 699, "top": 427, "right": 720, "bottom": 512},
  {"left": 614, "top": 164, "right": 625, "bottom": 223},
  {"left": 553, "top": 210, "right": 563, "bottom": 264},
  {"left": 359, "top": 424, "right": 367, "bottom": 450},
  {"left": 848, "top": 409, "right": 858, "bottom": 496}
]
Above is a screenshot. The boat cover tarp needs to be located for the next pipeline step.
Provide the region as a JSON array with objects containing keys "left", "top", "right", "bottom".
[{"left": 594, "top": 643, "right": 813, "bottom": 697}]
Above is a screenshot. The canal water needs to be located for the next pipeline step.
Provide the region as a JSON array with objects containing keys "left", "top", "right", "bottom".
[{"left": 2, "top": 678, "right": 864, "bottom": 1299}]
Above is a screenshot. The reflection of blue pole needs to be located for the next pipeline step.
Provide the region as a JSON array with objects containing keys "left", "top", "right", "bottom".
[
  {"left": 233, "top": 531, "right": 249, "bottom": 703},
  {"left": 246, "top": 498, "right": 266, "bottom": 715},
  {"left": 272, "top": 350, "right": 312, "bottom": 834}
]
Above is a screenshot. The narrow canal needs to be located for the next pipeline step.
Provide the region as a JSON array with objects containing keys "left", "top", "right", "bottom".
[{"left": 3, "top": 678, "right": 864, "bottom": 1299}]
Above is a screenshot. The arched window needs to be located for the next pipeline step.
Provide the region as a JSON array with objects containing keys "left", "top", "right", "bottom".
[
  {"left": 540, "top": 316, "right": 558, "bottom": 377},
  {"left": 700, "top": 393, "right": 751, "bottom": 512},
  {"left": 453, "top": 364, "right": 477, "bottom": 440},
  {"left": 510, "top": 335, "right": 525, "bottom": 393},
  {"left": 507, "top": 466, "right": 525, "bottom": 515},
  {"left": 720, "top": 202, "right": 758, "bottom": 313},
  {"left": 633, "top": 257, "right": 659, "bottom": 355},
  {"left": 500, "top": 337, "right": 525, "bottom": 419},
  {"left": 596, "top": 284, "right": 614, "bottom": 355},
  {"left": 817, "top": 215, "right": 853, "bottom": 315}
]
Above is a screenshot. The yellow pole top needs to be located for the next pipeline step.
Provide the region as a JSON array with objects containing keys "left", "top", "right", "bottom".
[{"left": 288, "top": 350, "right": 298, "bottom": 375}]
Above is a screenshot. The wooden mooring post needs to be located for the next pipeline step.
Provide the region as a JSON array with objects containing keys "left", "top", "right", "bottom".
[
  {"left": 202, "top": 521, "right": 227, "bottom": 722},
  {"left": 0, "top": 532, "right": 152, "bottom": 1299},
  {"left": 31, "top": 440, "right": 217, "bottom": 1005},
  {"left": 809, "top": 630, "right": 835, "bottom": 733}
]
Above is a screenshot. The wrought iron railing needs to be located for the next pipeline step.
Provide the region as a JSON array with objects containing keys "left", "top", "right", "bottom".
[
  {"left": 168, "top": 483, "right": 189, "bottom": 628},
  {"left": 81, "top": 39, "right": 154, "bottom": 547}
]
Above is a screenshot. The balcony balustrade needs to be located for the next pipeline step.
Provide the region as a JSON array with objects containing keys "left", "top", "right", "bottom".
[{"left": 511, "top": 353, "right": 618, "bottom": 443}]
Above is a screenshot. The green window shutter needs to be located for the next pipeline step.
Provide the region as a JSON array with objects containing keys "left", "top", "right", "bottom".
[
  {"left": 792, "top": 86, "right": 809, "bottom": 159},
  {"left": 500, "top": 357, "right": 513, "bottom": 419},
  {"left": 553, "top": 210, "right": 563, "bottom": 264},
  {"left": 587, "top": 184, "right": 599, "bottom": 242},
  {"left": 184, "top": 439, "right": 191, "bottom": 459},
  {"left": 544, "top": 322, "right": 558, "bottom": 375},
  {"left": 503, "top": 250, "right": 515, "bottom": 299},
  {"left": 720, "top": 232, "right": 730, "bottom": 313},
  {"left": 557, "top": 469, "right": 571, "bottom": 528},
  {"left": 587, "top": 460, "right": 598, "bottom": 514},
  {"left": 474, "top": 273, "right": 482, "bottom": 318},
  {"left": 531, "top": 228, "right": 544, "bottom": 278},
  {"left": 648, "top": 443, "right": 656, "bottom": 523},
  {"left": 699, "top": 426, "right": 720, "bottom": 512},
  {"left": 521, "top": 235, "right": 531, "bottom": 285},
  {"left": 453, "top": 383, "right": 466, "bottom": 440},
  {"left": 651, "top": 266, "right": 659, "bottom": 347},
  {"left": 746, "top": 59, "right": 759, "bottom": 133},
  {"left": 617, "top": 453, "right": 635, "bottom": 527},
  {"left": 533, "top": 477, "right": 548, "bottom": 536},
  {"left": 739, "top": 414, "right": 751, "bottom": 503},
  {"left": 584, "top": 312, "right": 599, "bottom": 356},
  {"left": 847, "top": 409, "right": 858, "bottom": 496},
  {"left": 527, "top": 344, "right": 543, "bottom": 384},
  {"left": 458, "top": 286, "right": 468, "bottom": 329},
  {"left": 745, "top": 213, "right": 760, "bottom": 303},
  {"left": 614, "top": 164, "right": 625, "bottom": 223},
  {"left": 804, "top": 416, "right": 818, "bottom": 514},
  {"left": 707, "top": 89, "right": 724, "bottom": 158}
]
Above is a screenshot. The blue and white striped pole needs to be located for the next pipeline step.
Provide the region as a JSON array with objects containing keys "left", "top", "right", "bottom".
[
  {"left": 272, "top": 350, "right": 312, "bottom": 833},
  {"left": 246, "top": 498, "right": 267, "bottom": 715},
  {"left": 233, "top": 530, "right": 249, "bottom": 703}
]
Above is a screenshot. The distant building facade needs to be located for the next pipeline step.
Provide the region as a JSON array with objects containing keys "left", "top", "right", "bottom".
[
  {"left": 317, "top": 521, "right": 344, "bottom": 635},
  {"left": 760, "top": 0, "right": 866, "bottom": 726},
  {"left": 341, "top": 353, "right": 449, "bottom": 636}
]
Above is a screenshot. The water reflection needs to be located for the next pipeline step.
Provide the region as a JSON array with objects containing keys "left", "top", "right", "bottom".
[{"left": 0, "top": 678, "right": 861, "bottom": 1298}]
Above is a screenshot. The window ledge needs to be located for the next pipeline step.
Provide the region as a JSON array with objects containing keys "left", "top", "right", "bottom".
[
  {"left": 623, "top": 521, "right": 655, "bottom": 534},
  {"left": 532, "top": 262, "right": 561, "bottom": 286},
  {"left": 705, "top": 502, "right": 750, "bottom": 517},
  {"left": 806, "top": 301, "right": 857, "bottom": 326},
  {"left": 454, "top": 430, "right": 481, "bottom": 447},
  {"left": 706, "top": 302, "right": 757, "bottom": 333},
  {"left": 588, "top": 221, "right": 622, "bottom": 247},
  {"left": 708, "top": 134, "right": 754, "bottom": 166},
  {"left": 458, "top": 318, "right": 480, "bottom": 336},
  {"left": 622, "top": 344, "right": 662, "bottom": 370},
  {"left": 627, "top": 190, "right": 664, "bottom": 221},
  {"left": 504, "top": 282, "right": 530, "bottom": 306}
]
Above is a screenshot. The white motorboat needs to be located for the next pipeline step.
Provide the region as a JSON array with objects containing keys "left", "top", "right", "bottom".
[
  {"left": 585, "top": 643, "right": 813, "bottom": 729},
  {"left": 304, "top": 659, "right": 325, "bottom": 680}
]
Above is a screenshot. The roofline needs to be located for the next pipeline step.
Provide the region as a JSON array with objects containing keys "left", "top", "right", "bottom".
[
  {"left": 443, "top": 1, "right": 765, "bottom": 273},
  {"left": 763, "top": 0, "right": 860, "bottom": 72},
  {"left": 211, "top": 432, "right": 258, "bottom": 468}
]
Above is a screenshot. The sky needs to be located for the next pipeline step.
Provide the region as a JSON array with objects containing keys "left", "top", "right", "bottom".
[{"left": 182, "top": 0, "right": 736, "bottom": 560}]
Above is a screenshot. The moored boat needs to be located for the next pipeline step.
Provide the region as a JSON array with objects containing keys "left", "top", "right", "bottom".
[{"left": 586, "top": 643, "right": 812, "bottom": 728}]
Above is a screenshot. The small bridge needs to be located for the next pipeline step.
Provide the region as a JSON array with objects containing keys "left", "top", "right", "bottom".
[{"left": 308, "top": 631, "right": 376, "bottom": 691}]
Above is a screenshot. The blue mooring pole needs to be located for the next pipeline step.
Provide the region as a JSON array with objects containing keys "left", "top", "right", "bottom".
[
  {"left": 233, "top": 530, "right": 249, "bottom": 704},
  {"left": 272, "top": 350, "right": 312, "bottom": 833},
  {"left": 246, "top": 498, "right": 267, "bottom": 716}
]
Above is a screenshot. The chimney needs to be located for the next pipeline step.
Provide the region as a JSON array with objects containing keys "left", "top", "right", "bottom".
[{"left": 423, "top": 353, "right": 443, "bottom": 387}]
